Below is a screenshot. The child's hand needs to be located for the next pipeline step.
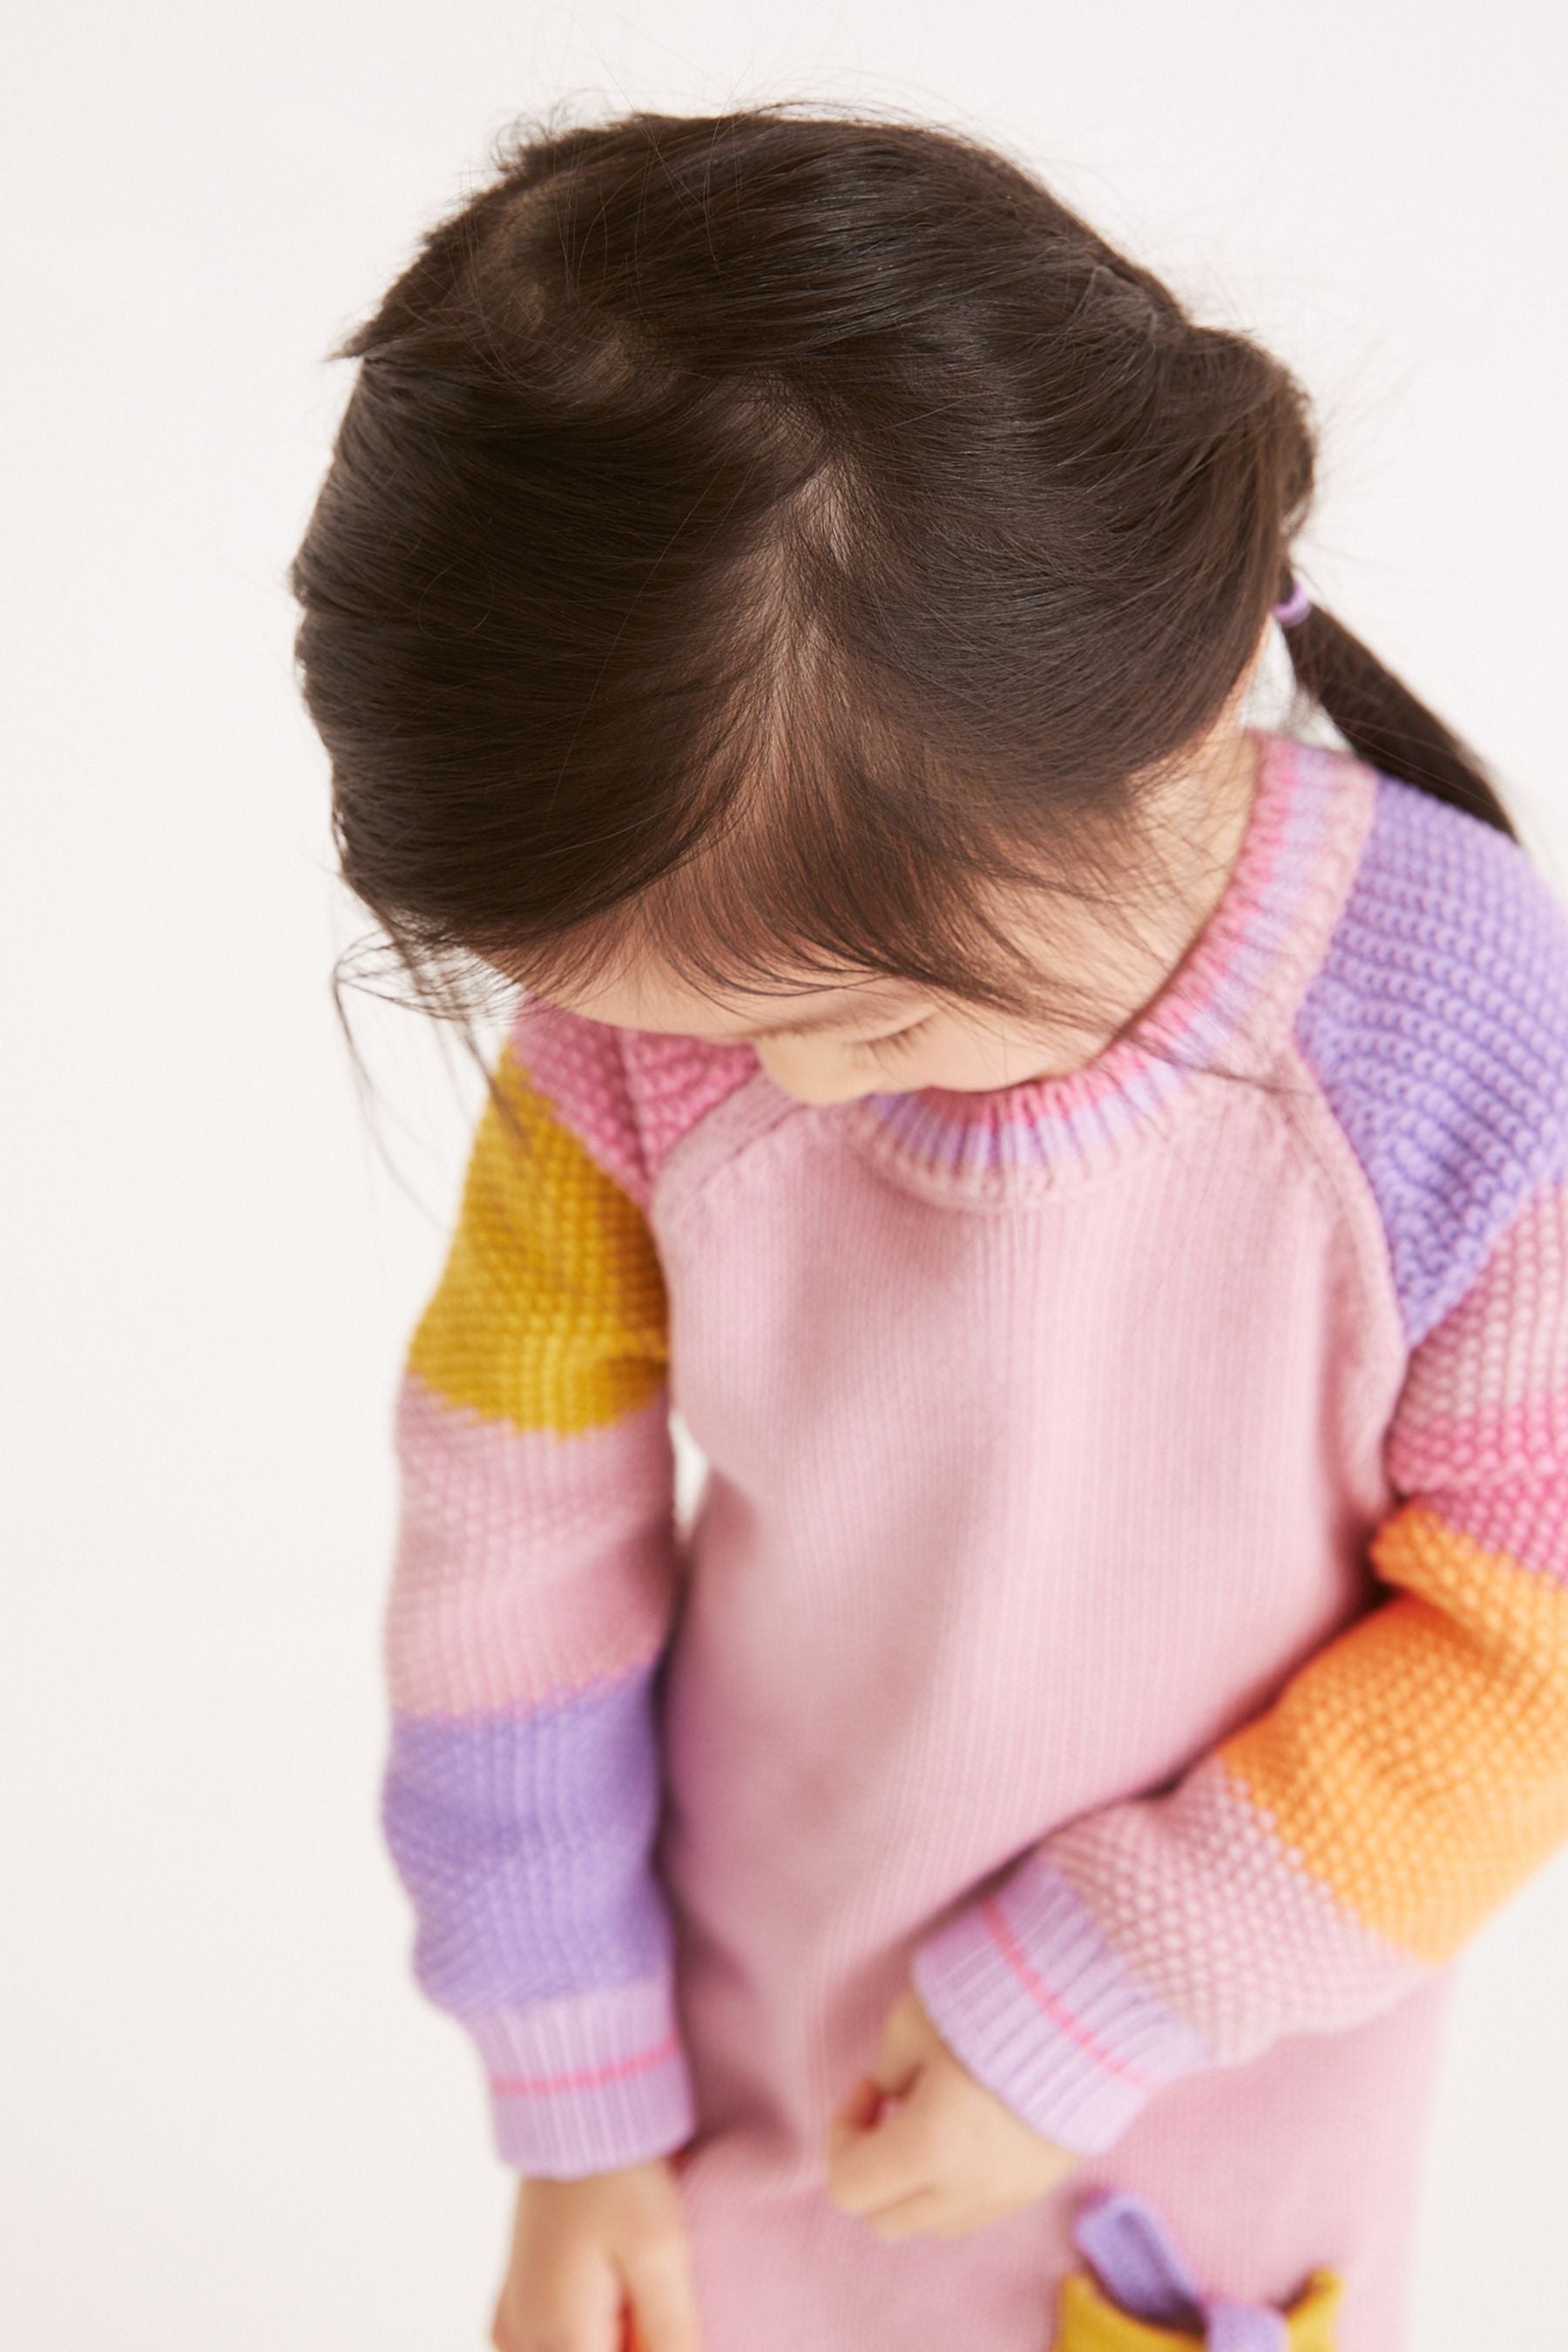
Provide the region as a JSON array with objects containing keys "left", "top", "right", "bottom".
[
  {"left": 490, "top": 2153, "right": 701, "bottom": 2352},
  {"left": 825, "top": 1984, "right": 1081, "bottom": 2240}
]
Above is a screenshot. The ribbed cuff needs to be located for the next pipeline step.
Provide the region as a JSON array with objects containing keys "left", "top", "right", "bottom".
[
  {"left": 468, "top": 1975, "right": 696, "bottom": 2177},
  {"left": 910, "top": 1851, "right": 1213, "bottom": 2154}
]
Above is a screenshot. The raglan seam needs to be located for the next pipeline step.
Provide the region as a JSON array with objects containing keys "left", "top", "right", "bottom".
[
  {"left": 1266, "top": 1031, "right": 1411, "bottom": 1437},
  {"left": 607, "top": 1019, "right": 659, "bottom": 1206}
]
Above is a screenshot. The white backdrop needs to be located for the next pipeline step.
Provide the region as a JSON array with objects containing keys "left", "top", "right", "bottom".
[{"left": 6, "top": 3, "right": 1565, "bottom": 2344}]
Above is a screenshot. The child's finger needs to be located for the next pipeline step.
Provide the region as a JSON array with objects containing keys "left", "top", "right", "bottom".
[
  {"left": 620, "top": 2233, "right": 704, "bottom": 2352},
  {"left": 824, "top": 2094, "right": 931, "bottom": 2213},
  {"left": 828, "top": 2074, "right": 887, "bottom": 2145}
]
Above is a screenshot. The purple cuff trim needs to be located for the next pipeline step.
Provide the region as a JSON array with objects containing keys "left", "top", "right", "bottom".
[
  {"left": 910, "top": 1852, "right": 1212, "bottom": 2153},
  {"left": 468, "top": 1976, "right": 696, "bottom": 2177}
]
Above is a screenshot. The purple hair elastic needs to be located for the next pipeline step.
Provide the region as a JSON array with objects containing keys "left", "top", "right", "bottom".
[{"left": 1271, "top": 576, "right": 1313, "bottom": 628}]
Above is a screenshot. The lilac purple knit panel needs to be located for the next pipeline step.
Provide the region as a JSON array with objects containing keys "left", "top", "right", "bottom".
[
  {"left": 1292, "top": 773, "right": 1568, "bottom": 1346},
  {"left": 382, "top": 1661, "right": 675, "bottom": 2015}
]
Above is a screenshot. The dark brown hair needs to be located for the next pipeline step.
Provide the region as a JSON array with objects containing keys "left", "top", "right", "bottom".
[{"left": 287, "top": 99, "right": 1516, "bottom": 1125}]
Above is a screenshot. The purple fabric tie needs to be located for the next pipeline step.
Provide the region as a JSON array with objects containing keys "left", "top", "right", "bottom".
[{"left": 1072, "top": 2190, "right": 1290, "bottom": 2350}]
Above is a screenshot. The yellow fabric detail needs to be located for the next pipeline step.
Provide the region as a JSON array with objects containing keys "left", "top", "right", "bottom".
[
  {"left": 1216, "top": 1500, "right": 1568, "bottom": 1963},
  {"left": 406, "top": 1039, "right": 668, "bottom": 1436},
  {"left": 1051, "top": 2263, "right": 1342, "bottom": 2351}
]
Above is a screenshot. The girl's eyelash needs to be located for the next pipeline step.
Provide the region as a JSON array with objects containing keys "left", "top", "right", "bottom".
[{"left": 852, "top": 1017, "right": 934, "bottom": 1061}]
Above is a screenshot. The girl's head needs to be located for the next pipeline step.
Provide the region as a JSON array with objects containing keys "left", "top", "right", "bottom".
[{"left": 289, "top": 101, "right": 1512, "bottom": 1109}]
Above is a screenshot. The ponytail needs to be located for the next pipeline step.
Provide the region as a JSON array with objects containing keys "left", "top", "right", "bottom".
[{"left": 1279, "top": 585, "right": 1517, "bottom": 842}]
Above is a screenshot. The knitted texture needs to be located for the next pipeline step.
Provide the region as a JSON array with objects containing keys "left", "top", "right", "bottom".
[
  {"left": 376, "top": 727, "right": 1568, "bottom": 2348},
  {"left": 383, "top": 1024, "right": 718, "bottom": 2172},
  {"left": 909, "top": 767, "right": 1568, "bottom": 2153}
]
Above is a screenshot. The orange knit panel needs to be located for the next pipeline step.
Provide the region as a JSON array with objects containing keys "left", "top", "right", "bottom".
[{"left": 1218, "top": 1499, "right": 1568, "bottom": 1962}]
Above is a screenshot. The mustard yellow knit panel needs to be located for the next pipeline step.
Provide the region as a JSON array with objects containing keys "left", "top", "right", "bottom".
[
  {"left": 1052, "top": 2264, "right": 1342, "bottom": 2350},
  {"left": 406, "top": 1042, "right": 668, "bottom": 1436}
]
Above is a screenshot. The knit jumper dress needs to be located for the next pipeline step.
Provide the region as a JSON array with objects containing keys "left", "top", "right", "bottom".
[{"left": 380, "top": 726, "right": 1568, "bottom": 2351}]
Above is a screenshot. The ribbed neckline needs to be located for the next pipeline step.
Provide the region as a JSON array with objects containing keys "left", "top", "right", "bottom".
[{"left": 842, "top": 726, "right": 1379, "bottom": 1201}]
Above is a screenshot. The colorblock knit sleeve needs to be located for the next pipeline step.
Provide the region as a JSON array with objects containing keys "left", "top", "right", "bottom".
[
  {"left": 378, "top": 997, "right": 696, "bottom": 2178},
  {"left": 911, "top": 782, "right": 1568, "bottom": 2155}
]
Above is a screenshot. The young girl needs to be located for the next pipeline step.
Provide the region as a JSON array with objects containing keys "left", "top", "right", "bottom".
[{"left": 289, "top": 104, "right": 1568, "bottom": 2352}]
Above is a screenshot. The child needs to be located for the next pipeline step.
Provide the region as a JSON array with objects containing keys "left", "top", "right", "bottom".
[{"left": 289, "top": 104, "right": 1568, "bottom": 2352}]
